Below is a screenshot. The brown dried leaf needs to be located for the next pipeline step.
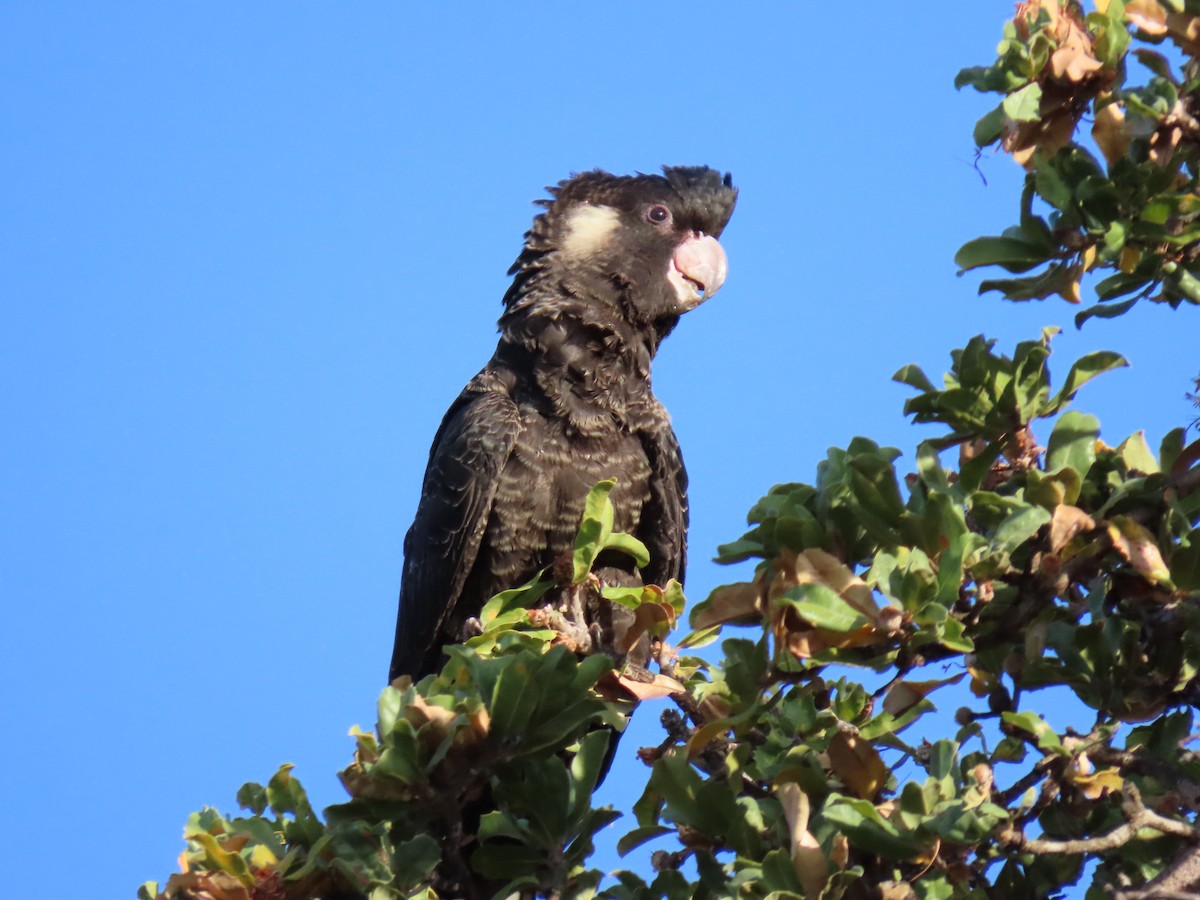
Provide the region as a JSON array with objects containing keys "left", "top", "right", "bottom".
[
  {"left": 1127, "top": 0, "right": 1169, "bottom": 34},
  {"left": 165, "top": 871, "right": 255, "bottom": 900},
  {"left": 1006, "top": 110, "right": 1079, "bottom": 167},
  {"left": 828, "top": 731, "right": 889, "bottom": 799},
  {"left": 1149, "top": 124, "right": 1183, "bottom": 166},
  {"left": 1050, "top": 504, "right": 1097, "bottom": 553},
  {"left": 879, "top": 882, "right": 918, "bottom": 900},
  {"left": 882, "top": 674, "right": 965, "bottom": 717},
  {"left": 779, "top": 783, "right": 829, "bottom": 899},
  {"left": 1050, "top": 31, "right": 1103, "bottom": 83},
  {"left": 614, "top": 671, "right": 685, "bottom": 700},
  {"left": 830, "top": 832, "right": 850, "bottom": 869},
  {"left": 785, "top": 621, "right": 879, "bottom": 659},
  {"left": 698, "top": 693, "right": 730, "bottom": 721},
  {"left": 621, "top": 601, "right": 674, "bottom": 653},
  {"left": 1015, "top": 0, "right": 1060, "bottom": 35},
  {"left": 693, "top": 581, "right": 761, "bottom": 629},
  {"left": 972, "top": 763, "right": 995, "bottom": 795},
  {"left": 405, "top": 695, "right": 471, "bottom": 751},
  {"left": 1166, "top": 12, "right": 1200, "bottom": 54}
]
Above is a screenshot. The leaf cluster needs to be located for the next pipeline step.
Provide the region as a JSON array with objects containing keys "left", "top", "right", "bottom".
[
  {"left": 955, "top": 0, "right": 1200, "bottom": 324},
  {"left": 618, "top": 330, "right": 1200, "bottom": 899}
]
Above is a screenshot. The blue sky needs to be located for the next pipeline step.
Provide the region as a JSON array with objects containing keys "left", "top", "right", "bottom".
[{"left": 2, "top": 4, "right": 1197, "bottom": 898}]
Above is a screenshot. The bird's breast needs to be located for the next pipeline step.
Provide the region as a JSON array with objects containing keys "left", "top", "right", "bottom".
[{"left": 485, "top": 408, "right": 651, "bottom": 576}]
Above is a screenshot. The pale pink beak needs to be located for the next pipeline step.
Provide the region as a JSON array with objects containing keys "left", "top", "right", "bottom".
[{"left": 669, "top": 233, "right": 728, "bottom": 311}]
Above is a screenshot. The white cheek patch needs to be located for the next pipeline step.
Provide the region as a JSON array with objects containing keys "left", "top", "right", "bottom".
[{"left": 560, "top": 204, "right": 620, "bottom": 259}]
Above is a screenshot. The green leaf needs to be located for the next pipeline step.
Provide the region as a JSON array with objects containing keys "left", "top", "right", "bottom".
[
  {"left": 819, "top": 794, "right": 931, "bottom": 860},
  {"left": 470, "top": 844, "right": 546, "bottom": 880},
  {"left": 601, "top": 585, "right": 647, "bottom": 609},
  {"left": 236, "top": 782, "right": 268, "bottom": 817},
  {"left": 714, "top": 537, "right": 766, "bottom": 563},
  {"left": 978, "top": 264, "right": 1075, "bottom": 302},
  {"left": 778, "top": 584, "right": 868, "bottom": 633},
  {"left": 616, "top": 825, "right": 673, "bottom": 856},
  {"left": 1045, "top": 351, "right": 1128, "bottom": 414},
  {"left": 1166, "top": 265, "right": 1200, "bottom": 303},
  {"left": 1095, "top": 272, "right": 1149, "bottom": 301},
  {"left": 955, "top": 236, "right": 1052, "bottom": 274},
  {"left": 1001, "top": 711, "right": 1064, "bottom": 753},
  {"left": 1075, "top": 296, "right": 1140, "bottom": 327},
  {"left": 571, "top": 729, "right": 614, "bottom": 806},
  {"left": 572, "top": 479, "right": 616, "bottom": 582},
  {"left": 488, "top": 655, "right": 542, "bottom": 741},
  {"left": 1002, "top": 82, "right": 1043, "bottom": 121},
  {"left": 392, "top": 835, "right": 440, "bottom": 888},
  {"left": 479, "top": 570, "right": 554, "bottom": 624},
  {"left": 991, "top": 505, "right": 1052, "bottom": 556},
  {"left": 973, "top": 104, "right": 1008, "bottom": 146},
  {"left": 1119, "top": 431, "right": 1160, "bottom": 474},
  {"left": 1046, "top": 411, "right": 1100, "bottom": 476},
  {"left": 1172, "top": 530, "right": 1200, "bottom": 591},
  {"left": 893, "top": 364, "right": 936, "bottom": 393},
  {"left": 604, "top": 530, "right": 650, "bottom": 568}
]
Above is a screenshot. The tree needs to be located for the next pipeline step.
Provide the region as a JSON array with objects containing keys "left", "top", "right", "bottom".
[{"left": 141, "top": 2, "right": 1200, "bottom": 897}]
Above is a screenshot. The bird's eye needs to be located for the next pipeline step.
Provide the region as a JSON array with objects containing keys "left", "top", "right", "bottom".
[{"left": 646, "top": 204, "right": 672, "bottom": 225}]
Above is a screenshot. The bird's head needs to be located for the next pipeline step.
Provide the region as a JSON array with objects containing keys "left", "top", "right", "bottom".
[{"left": 503, "top": 166, "right": 738, "bottom": 335}]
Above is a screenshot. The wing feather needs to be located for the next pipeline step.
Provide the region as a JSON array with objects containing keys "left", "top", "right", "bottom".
[
  {"left": 638, "top": 422, "right": 689, "bottom": 589},
  {"left": 388, "top": 386, "right": 520, "bottom": 680}
]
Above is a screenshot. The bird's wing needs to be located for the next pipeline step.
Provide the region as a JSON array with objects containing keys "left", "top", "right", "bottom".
[
  {"left": 389, "top": 385, "right": 520, "bottom": 681},
  {"left": 638, "top": 421, "right": 689, "bottom": 588}
]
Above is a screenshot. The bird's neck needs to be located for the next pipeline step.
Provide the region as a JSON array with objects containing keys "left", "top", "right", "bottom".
[{"left": 495, "top": 298, "right": 660, "bottom": 434}]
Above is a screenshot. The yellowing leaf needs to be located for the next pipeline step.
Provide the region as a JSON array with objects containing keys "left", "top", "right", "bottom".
[
  {"left": 967, "top": 664, "right": 999, "bottom": 698},
  {"left": 1057, "top": 264, "right": 1084, "bottom": 303},
  {"left": 248, "top": 844, "right": 278, "bottom": 869},
  {"left": 1068, "top": 756, "right": 1123, "bottom": 799},
  {"left": 1092, "top": 99, "right": 1130, "bottom": 168},
  {"left": 1108, "top": 516, "right": 1173, "bottom": 586},
  {"left": 187, "top": 833, "right": 254, "bottom": 887},
  {"left": 686, "top": 720, "right": 731, "bottom": 760},
  {"left": 1120, "top": 245, "right": 1141, "bottom": 273}
]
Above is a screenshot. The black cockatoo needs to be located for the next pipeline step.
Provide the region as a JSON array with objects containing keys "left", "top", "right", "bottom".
[{"left": 389, "top": 166, "right": 737, "bottom": 682}]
